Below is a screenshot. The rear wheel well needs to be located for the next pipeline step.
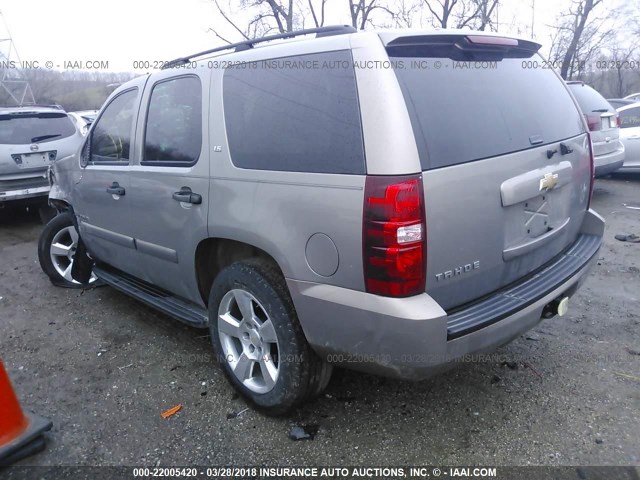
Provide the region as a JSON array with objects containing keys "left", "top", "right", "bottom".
[{"left": 195, "top": 239, "right": 282, "bottom": 306}]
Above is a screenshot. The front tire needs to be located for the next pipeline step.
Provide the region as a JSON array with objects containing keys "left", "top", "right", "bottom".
[
  {"left": 38, "top": 212, "right": 98, "bottom": 288},
  {"left": 209, "top": 259, "right": 331, "bottom": 415}
]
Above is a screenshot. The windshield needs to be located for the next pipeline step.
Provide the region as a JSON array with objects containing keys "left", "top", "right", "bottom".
[{"left": 0, "top": 112, "right": 76, "bottom": 145}]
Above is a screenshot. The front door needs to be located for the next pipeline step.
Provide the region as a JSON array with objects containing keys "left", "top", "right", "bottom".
[
  {"left": 126, "top": 71, "right": 211, "bottom": 304},
  {"left": 75, "top": 79, "right": 147, "bottom": 274}
]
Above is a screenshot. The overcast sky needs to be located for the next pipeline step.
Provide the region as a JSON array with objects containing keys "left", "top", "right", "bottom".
[{"left": 0, "top": 0, "right": 620, "bottom": 72}]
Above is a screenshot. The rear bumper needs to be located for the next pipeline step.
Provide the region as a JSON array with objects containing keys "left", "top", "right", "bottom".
[
  {"left": 594, "top": 147, "right": 625, "bottom": 177},
  {"left": 288, "top": 209, "right": 604, "bottom": 380},
  {"left": 0, "top": 185, "right": 50, "bottom": 203}
]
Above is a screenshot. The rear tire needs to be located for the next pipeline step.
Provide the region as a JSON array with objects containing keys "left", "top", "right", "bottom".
[
  {"left": 208, "top": 259, "right": 332, "bottom": 415},
  {"left": 38, "top": 212, "right": 99, "bottom": 289}
]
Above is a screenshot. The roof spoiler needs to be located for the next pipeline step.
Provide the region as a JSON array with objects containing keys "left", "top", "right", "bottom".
[{"left": 386, "top": 34, "right": 541, "bottom": 60}]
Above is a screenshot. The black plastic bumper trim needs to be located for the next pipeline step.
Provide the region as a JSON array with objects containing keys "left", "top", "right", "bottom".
[{"left": 446, "top": 234, "right": 601, "bottom": 340}]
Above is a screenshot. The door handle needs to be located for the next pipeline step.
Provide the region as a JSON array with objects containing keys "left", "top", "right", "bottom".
[
  {"left": 172, "top": 187, "right": 202, "bottom": 205},
  {"left": 106, "top": 182, "right": 125, "bottom": 196},
  {"left": 560, "top": 143, "right": 573, "bottom": 155}
]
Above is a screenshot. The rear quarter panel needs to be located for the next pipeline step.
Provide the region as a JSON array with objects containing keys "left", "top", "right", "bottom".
[{"left": 207, "top": 40, "right": 368, "bottom": 290}]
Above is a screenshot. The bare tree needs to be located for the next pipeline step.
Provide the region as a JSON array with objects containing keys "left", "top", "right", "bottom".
[
  {"left": 308, "top": 0, "right": 328, "bottom": 27},
  {"left": 469, "top": 0, "right": 499, "bottom": 31},
  {"left": 348, "top": 0, "right": 382, "bottom": 29},
  {"left": 606, "top": 45, "right": 637, "bottom": 97},
  {"left": 422, "top": 0, "right": 457, "bottom": 28},
  {"left": 421, "top": 0, "right": 499, "bottom": 30},
  {"left": 212, "top": 0, "right": 303, "bottom": 40},
  {"left": 548, "top": 0, "right": 603, "bottom": 80},
  {"left": 378, "top": 0, "right": 423, "bottom": 28}
]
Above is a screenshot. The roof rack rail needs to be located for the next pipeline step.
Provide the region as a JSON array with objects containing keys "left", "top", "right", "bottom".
[{"left": 162, "top": 25, "right": 356, "bottom": 69}]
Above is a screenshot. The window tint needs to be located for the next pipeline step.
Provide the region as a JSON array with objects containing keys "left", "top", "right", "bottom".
[
  {"left": 91, "top": 89, "right": 137, "bottom": 162},
  {"left": 619, "top": 107, "right": 640, "bottom": 129},
  {"left": 391, "top": 54, "right": 585, "bottom": 170},
  {"left": 0, "top": 112, "right": 76, "bottom": 145},
  {"left": 568, "top": 84, "right": 614, "bottom": 114},
  {"left": 223, "top": 51, "right": 365, "bottom": 174},
  {"left": 144, "top": 76, "right": 202, "bottom": 164}
]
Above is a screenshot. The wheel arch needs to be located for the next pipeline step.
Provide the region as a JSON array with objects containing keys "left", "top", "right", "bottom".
[
  {"left": 49, "top": 198, "right": 73, "bottom": 214},
  {"left": 194, "top": 237, "right": 286, "bottom": 306}
]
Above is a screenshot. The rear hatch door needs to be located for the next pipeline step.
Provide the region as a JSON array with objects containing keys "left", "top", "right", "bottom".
[
  {"left": 0, "top": 111, "right": 79, "bottom": 175},
  {"left": 386, "top": 34, "right": 592, "bottom": 310}
]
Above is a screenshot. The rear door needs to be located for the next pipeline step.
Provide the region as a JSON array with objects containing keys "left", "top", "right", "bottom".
[
  {"left": 386, "top": 35, "right": 591, "bottom": 309},
  {"left": 126, "top": 70, "right": 210, "bottom": 305},
  {"left": 75, "top": 81, "right": 146, "bottom": 273},
  {"left": 619, "top": 105, "right": 640, "bottom": 168}
]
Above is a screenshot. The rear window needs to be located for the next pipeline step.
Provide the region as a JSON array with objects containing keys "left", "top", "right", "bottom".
[
  {"left": 391, "top": 53, "right": 585, "bottom": 170},
  {"left": 0, "top": 112, "right": 76, "bottom": 145},
  {"left": 223, "top": 50, "right": 365, "bottom": 174},
  {"left": 568, "top": 84, "right": 614, "bottom": 113}
]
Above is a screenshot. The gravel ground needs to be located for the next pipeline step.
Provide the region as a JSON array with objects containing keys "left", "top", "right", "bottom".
[{"left": 0, "top": 175, "right": 638, "bottom": 467}]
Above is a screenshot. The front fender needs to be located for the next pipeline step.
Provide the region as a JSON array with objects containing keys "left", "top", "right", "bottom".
[{"left": 47, "top": 154, "right": 80, "bottom": 208}]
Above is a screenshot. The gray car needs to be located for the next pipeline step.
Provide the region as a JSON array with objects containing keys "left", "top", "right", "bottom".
[
  {"left": 0, "top": 105, "right": 82, "bottom": 207},
  {"left": 39, "top": 27, "right": 604, "bottom": 414},
  {"left": 566, "top": 82, "right": 625, "bottom": 177}
]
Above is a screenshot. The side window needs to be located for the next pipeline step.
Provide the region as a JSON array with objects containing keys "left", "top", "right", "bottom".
[
  {"left": 619, "top": 107, "right": 640, "bottom": 129},
  {"left": 223, "top": 51, "right": 365, "bottom": 174},
  {"left": 143, "top": 76, "right": 202, "bottom": 165},
  {"left": 91, "top": 89, "right": 138, "bottom": 163}
]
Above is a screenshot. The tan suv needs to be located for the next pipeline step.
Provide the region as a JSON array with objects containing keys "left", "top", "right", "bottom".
[{"left": 39, "top": 27, "right": 604, "bottom": 414}]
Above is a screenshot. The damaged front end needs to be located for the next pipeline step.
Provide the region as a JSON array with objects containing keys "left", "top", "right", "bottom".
[{"left": 45, "top": 153, "right": 96, "bottom": 287}]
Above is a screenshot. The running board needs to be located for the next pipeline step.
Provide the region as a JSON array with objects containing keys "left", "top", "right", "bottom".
[{"left": 94, "top": 265, "right": 208, "bottom": 328}]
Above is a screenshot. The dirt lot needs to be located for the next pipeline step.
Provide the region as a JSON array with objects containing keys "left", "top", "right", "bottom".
[{"left": 0, "top": 175, "right": 638, "bottom": 467}]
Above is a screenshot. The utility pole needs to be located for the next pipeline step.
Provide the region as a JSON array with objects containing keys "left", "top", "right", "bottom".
[
  {"left": 0, "top": 10, "right": 35, "bottom": 105},
  {"left": 530, "top": 0, "right": 535, "bottom": 38}
]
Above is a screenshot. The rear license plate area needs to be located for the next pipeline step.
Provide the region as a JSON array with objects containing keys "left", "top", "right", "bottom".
[{"left": 18, "top": 152, "right": 51, "bottom": 168}]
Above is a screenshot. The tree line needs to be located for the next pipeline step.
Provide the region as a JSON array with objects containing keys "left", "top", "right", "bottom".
[
  {"left": 0, "top": 69, "right": 136, "bottom": 111},
  {"left": 212, "top": 0, "right": 640, "bottom": 97}
]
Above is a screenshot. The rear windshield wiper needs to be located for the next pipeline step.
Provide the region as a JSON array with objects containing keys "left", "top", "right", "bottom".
[
  {"left": 31, "top": 134, "right": 62, "bottom": 143},
  {"left": 592, "top": 109, "right": 609, "bottom": 113}
]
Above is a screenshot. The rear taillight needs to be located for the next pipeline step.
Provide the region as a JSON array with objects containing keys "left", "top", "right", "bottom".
[
  {"left": 587, "top": 132, "right": 595, "bottom": 208},
  {"left": 584, "top": 113, "right": 601, "bottom": 131},
  {"left": 363, "top": 174, "right": 426, "bottom": 297},
  {"left": 616, "top": 113, "right": 621, "bottom": 127}
]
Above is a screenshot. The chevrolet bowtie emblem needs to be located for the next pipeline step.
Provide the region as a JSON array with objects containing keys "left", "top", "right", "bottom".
[{"left": 539, "top": 172, "right": 559, "bottom": 191}]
